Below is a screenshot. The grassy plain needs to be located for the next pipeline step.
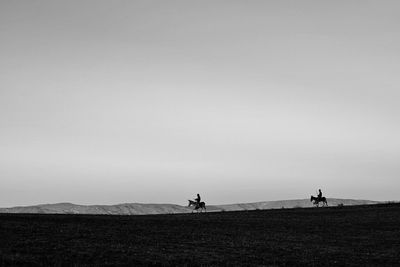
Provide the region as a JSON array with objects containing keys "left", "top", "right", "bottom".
[{"left": 1, "top": 203, "right": 399, "bottom": 266}]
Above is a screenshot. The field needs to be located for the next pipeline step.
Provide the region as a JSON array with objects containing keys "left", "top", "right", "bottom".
[{"left": 1, "top": 203, "right": 399, "bottom": 266}]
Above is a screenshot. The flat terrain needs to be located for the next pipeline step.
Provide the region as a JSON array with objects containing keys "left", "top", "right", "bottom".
[{"left": 1, "top": 203, "right": 399, "bottom": 266}]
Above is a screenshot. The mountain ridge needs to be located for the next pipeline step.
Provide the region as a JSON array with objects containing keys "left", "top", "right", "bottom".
[{"left": 0, "top": 198, "right": 381, "bottom": 215}]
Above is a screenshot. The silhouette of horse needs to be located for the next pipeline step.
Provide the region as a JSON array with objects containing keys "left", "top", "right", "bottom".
[
  {"left": 188, "top": 200, "right": 206, "bottom": 213},
  {"left": 310, "top": 195, "right": 328, "bottom": 207}
]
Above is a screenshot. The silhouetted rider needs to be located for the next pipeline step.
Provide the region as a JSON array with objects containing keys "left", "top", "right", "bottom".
[
  {"left": 318, "top": 189, "right": 323, "bottom": 200},
  {"left": 195, "top": 194, "right": 201, "bottom": 206}
]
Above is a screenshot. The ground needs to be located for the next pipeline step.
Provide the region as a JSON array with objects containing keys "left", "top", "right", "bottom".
[{"left": 1, "top": 203, "right": 399, "bottom": 266}]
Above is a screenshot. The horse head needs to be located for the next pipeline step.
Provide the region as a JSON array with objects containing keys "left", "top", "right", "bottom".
[{"left": 188, "top": 200, "right": 195, "bottom": 207}]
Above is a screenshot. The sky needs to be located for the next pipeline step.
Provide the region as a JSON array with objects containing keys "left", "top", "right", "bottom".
[{"left": 1, "top": 0, "right": 399, "bottom": 207}]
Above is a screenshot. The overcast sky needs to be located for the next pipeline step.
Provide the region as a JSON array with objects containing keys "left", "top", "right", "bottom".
[{"left": 1, "top": 0, "right": 399, "bottom": 207}]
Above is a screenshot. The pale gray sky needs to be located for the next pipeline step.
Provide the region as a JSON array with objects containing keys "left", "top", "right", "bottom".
[{"left": 1, "top": 0, "right": 399, "bottom": 207}]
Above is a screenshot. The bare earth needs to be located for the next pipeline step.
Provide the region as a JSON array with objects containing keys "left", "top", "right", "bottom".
[{"left": 0, "top": 203, "right": 399, "bottom": 266}]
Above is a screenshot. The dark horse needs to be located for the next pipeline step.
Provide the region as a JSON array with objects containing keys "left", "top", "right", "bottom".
[
  {"left": 310, "top": 195, "right": 328, "bottom": 207},
  {"left": 188, "top": 200, "right": 206, "bottom": 213}
]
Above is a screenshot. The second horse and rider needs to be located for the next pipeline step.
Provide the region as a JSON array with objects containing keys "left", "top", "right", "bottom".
[
  {"left": 310, "top": 189, "right": 328, "bottom": 207},
  {"left": 188, "top": 193, "right": 206, "bottom": 212}
]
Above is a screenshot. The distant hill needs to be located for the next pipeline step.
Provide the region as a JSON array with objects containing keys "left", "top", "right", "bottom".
[
  {"left": 0, "top": 203, "right": 193, "bottom": 215},
  {"left": 0, "top": 198, "right": 380, "bottom": 215},
  {"left": 210, "top": 198, "right": 380, "bottom": 212}
]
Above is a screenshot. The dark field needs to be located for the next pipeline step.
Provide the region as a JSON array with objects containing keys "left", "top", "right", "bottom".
[{"left": 1, "top": 204, "right": 399, "bottom": 266}]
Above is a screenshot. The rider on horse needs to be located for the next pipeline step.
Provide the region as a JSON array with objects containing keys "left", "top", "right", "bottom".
[
  {"left": 194, "top": 194, "right": 201, "bottom": 207},
  {"left": 317, "top": 189, "right": 323, "bottom": 201},
  {"left": 188, "top": 194, "right": 206, "bottom": 212},
  {"left": 310, "top": 188, "right": 328, "bottom": 207}
]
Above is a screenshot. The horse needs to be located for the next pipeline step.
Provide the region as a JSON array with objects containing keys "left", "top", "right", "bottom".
[
  {"left": 310, "top": 195, "right": 328, "bottom": 207},
  {"left": 188, "top": 200, "right": 206, "bottom": 213}
]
